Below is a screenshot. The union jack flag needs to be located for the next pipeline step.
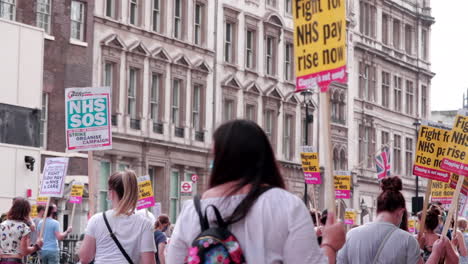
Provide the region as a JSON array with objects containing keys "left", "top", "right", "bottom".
[{"left": 376, "top": 147, "right": 391, "bottom": 179}]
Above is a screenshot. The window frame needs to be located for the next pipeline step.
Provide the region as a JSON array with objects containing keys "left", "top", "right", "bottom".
[
  {"left": 393, "top": 19, "right": 401, "bottom": 49},
  {"left": 0, "top": 0, "right": 16, "bottom": 21},
  {"left": 405, "top": 24, "right": 413, "bottom": 54},
  {"left": 381, "top": 71, "right": 390, "bottom": 108},
  {"left": 172, "top": 78, "right": 182, "bottom": 125},
  {"left": 405, "top": 137, "right": 413, "bottom": 176},
  {"left": 36, "top": 0, "right": 52, "bottom": 34},
  {"left": 192, "top": 83, "right": 202, "bottom": 131},
  {"left": 284, "top": 42, "right": 294, "bottom": 81},
  {"left": 394, "top": 76, "right": 402, "bottom": 112},
  {"left": 394, "top": 134, "right": 402, "bottom": 174},
  {"left": 405, "top": 80, "right": 414, "bottom": 115},
  {"left": 150, "top": 72, "right": 163, "bottom": 123},
  {"left": 283, "top": 114, "right": 294, "bottom": 160},
  {"left": 70, "top": 0, "right": 85, "bottom": 41},
  {"left": 245, "top": 29, "right": 256, "bottom": 69},
  {"left": 173, "top": 0, "right": 184, "bottom": 40},
  {"left": 194, "top": 2, "right": 205, "bottom": 46},
  {"left": 127, "top": 67, "right": 138, "bottom": 119},
  {"left": 152, "top": 0, "right": 161, "bottom": 32},
  {"left": 40, "top": 93, "right": 48, "bottom": 148}
]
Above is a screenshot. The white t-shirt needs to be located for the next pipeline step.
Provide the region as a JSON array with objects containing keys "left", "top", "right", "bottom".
[
  {"left": 167, "top": 188, "right": 328, "bottom": 264},
  {"left": 136, "top": 209, "right": 156, "bottom": 225},
  {"left": 85, "top": 210, "right": 156, "bottom": 263}
]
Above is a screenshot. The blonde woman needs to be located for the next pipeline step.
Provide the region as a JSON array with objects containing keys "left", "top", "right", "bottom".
[{"left": 79, "top": 170, "right": 156, "bottom": 264}]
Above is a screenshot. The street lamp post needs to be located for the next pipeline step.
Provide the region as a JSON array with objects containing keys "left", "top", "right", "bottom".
[
  {"left": 413, "top": 120, "right": 422, "bottom": 199},
  {"left": 302, "top": 90, "right": 315, "bottom": 205}
]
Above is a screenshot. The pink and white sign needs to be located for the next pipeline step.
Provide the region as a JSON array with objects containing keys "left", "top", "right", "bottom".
[
  {"left": 137, "top": 176, "right": 155, "bottom": 210},
  {"left": 40, "top": 158, "right": 69, "bottom": 198}
]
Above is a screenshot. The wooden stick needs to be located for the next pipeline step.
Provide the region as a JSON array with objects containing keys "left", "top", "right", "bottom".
[
  {"left": 337, "top": 201, "right": 342, "bottom": 221},
  {"left": 38, "top": 197, "right": 50, "bottom": 239},
  {"left": 311, "top": 187, "right": 320, "bottom": 225},
  {"left": 419, "top": 179, "right": 432, "bottom": 234},
  {"left": 88, "top": 151, "right": 96, "bottom": 217},
  {"left": 320, "top": 91, "right": 336, "bottom": 214},
  {"left": 70, "top": 203, "right": 76, "bottom": 228},
  {"left": 442, "top": 175, "right": 464, "bottom": 237},
  {"left": 454, "top": 196, "right": 459, "bottom": 239}
]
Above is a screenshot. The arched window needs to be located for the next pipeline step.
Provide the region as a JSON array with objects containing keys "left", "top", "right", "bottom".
[
  {"left": 339, "top": 92, "right": 346, "bottom": 123},
  {"left": 340, "top": 149, "right": 347, "bottom": 170},
  {"left": 333, "top": 148, "right": 339, "bottom": 170},
  {"left": 331, "top": 90, "right": 339, "bottom": 122}
]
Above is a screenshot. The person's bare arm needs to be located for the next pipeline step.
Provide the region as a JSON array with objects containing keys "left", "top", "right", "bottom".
[
  {"left": 78, "top": 235, "right": 96, "bottom": 264},
  {"left": 55, "top": 226, "right": 72, "bottom": 241},
  {"left": 444, "top": 238, "right": 460, "bottom": 264},
  {"left": 20, "top": 235, "right": 42, "bottom": 256},
  {"left": 321, "top": 212, "right": 345, "bottom": 264},
  {"left": 424, "top": 237, "right": 445, "bottom": 264},
  {"left": 140, "top": 251, "right": 156, "bottom": 264},
  {"left": 454, "top": 230, "right": 468, "bottom": 257},
  {"left": 158, "top": 243, "right": 166, "bottom": 264}
]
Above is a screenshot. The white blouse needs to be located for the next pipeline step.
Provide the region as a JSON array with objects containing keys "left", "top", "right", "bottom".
[{"left": 167, "top": 188, "right": 328, "bottom": 264}]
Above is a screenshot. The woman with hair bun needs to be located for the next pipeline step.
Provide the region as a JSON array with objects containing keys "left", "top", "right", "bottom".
[
  {"left": 337, "top": 176, "right": 453, "bottom": 264},
  {"left": 79, "top": 170, "right": 156, "bottom": 264}
]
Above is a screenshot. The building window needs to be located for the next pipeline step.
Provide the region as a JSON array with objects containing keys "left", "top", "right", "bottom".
[
  {"left": 405, "top": 80, "right": 414, "bottom": 115},
  {"left": 192, "top": 84, "right": 202, "bottom": 131},
  {"left": 169, "top": 170, "right": 180, "bottom": 223},
  {"left": 0, "top": 0, "right": 15, "bottom": 20},
  {"left": 36, "top": 0, "right": 51, "bottom": 34},
  {"left": 285, "top": 0, "right": 292, "bottom": 14},
  {"left": 422, "top": 29, "right": 428, "bottom": 60},
  {"left": 129, "top": 0, "right": 138, "bottom": 25},
  {"left": 359, "top": 62, "right": 375, "bottom": 102},
  {"left": 224, "top": 22, "right": 234, "bottom": 63},
  {"left": 394, "top": 76, "right": 402, "bottom": 112},
  {"left": 172, "top": 79, "right": 181, "bottom": 125},
  {"left": 382, "top": 13, "right": 388, "bottom": 45},
  {"left": 246, "top": 30, "right": 255, "bottom": 69},
  {"left": 266, "top": 36, "right": 274, "bottom": 75},
  {"left": 382, "top": 131, "right": 389, "bottom": 146},
  {"left": 128, "top": 68, "right": 138, "bottom": 120},
  {"left": 405, "top": 137, "right": 413, "bottom": 176},
  {"left": 340, "top": 149, "right": 347, "bottom": 170},
  {"left": 152, "top": 0, "right": 161, "bottom": 32},
  {"left": 359, "top": 125, "right": 375, "bottom": 168},
  {"left": 194, "top": 3, "right": 204, "bottom": 45},
  {"left": 223, "top": 99, "right": 235, "bottom": 122},
  {"left": 40, "top": 93, "right": 48, "bottom": 148},
  {"left": 265, "top": 110, "right": 274, "bottom": 144},
  {"left": 174, "top": 0, "right": 182, "bottom": 39},
  {"left": 393, "top": 19, "right": 400, "bottom": 49},
  {"left": 333, "top": 148, "right": 339, "bottom": 170},
  {"left": 283, "top": 115, "right": 293, "bottom": 160},
  {"left": 99, "top": 161, "right": 110, "bottom": 212},
  {"left": 70, "top": 1, "right": 85, "bottom": 41},
  {"left": 394, "top": 135, "right": 401, "bottom": 174},
  {"left": 105, "top": 0, "right": 117, "bottom": 19},
  {"left": 266, "top": 0, "right": 276, "bottom": 7},
  {"left": 150, "top": 73, "right": 162, "bottom": 122},
  {"left": 359, "top": 1, "right": 376, "bottom": 38},
  {"left": 381, "top": 71, "right": 390, "bottom": 108},
  {"left": 284, "top": 43, "right": 293, "bottom": 81},
  {"left": 245, "top": 104, "right": 256, "bottom": 121},
  {"left": 104, "top": 61, "right": 119, "bottom": 125},
  {"left": 422, "top": 85, "right": 427, "bottom": 118},
  {"left": 405, "top": 25, "right": 412, "bottom": 54}
]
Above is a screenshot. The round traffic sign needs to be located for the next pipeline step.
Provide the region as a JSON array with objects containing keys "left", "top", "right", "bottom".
[
  {"left": 182, "top": 182, "right": 192, "bottom": 192},
  {"left": 191, "top": 174, "right": 199, "bottom": 183}
]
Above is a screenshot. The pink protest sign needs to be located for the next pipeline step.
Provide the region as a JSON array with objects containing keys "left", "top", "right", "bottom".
[
  {"left": 137, "top": 176, "right": 155, "bottom": 210},
  {"left": 301, "top": 146, "right": 321, "bottom": 184}
]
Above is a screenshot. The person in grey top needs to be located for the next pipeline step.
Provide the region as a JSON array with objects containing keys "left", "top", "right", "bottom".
[{"left": 337, "top": 176, "right": 454, "bottom": 264}]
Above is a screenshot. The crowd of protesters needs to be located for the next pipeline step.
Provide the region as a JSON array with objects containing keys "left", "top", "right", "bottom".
[{"left": 1, "top": 120, "right": 468, "bottom": 264}]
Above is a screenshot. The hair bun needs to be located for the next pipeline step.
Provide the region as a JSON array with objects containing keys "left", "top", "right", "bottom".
[{"left": 381, "top": 177, "right": 402, "bottom": 192}]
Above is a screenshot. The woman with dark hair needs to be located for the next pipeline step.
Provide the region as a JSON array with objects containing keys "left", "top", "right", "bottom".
[
  {"left": 400, "top": 209, "right": 409, "bottom": 232},
  {"left": 167, "top": 120, "right": 345, "bottom": 263},
  {"left": 0, "top": 197, "right": 43, "bottom": 263},
  {"left": 154, "top": 214, "right": 170, "bottom": 264},
  {"left": 337, "top": 177, "right": 452, "bottom": 264}
]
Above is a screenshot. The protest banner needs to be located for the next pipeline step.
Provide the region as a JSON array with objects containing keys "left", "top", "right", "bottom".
[
  {"left": 36, "top": 196, "right": 48, "bottom": 205},
  {"left": 301, "top": 146, "right": 321, "bottom": 184},
  {"left": 137, "top": 175, "right": 155, "bottom": 210},
  {"left": 408, "top": 217, "right": 416, "bottom": 233},
  {"left": 344, "top": 209, "right": 356, "bottom": 225},
  {"left": 334, "top": 171, "right": 351, "bottom": 199},
  {"left": 441, "top": 110, "right": 468, "bottom": 176},
  {"left": 431, "top": 181, "right": 454, "bottom": 204},
  {"left": 30, "top": 204, "right": 38, "bottom": 218},
  {"left": 450, "top": 174, "right": 468, "bottom": 195},
  {"left": 292, "top": 0, "right": 347, "bottom": 92},
  {"left": 70, "top": 183, "right": 84, "bottom": 204},
  {"left": 39, "top": 157, "right": 69, "bottom": 238},
  {"left": 413, "top": 122, "right": 452, "bottom": 182},
  {"left": 65, "top": 87, "right": 112, "bottom": 152},
  {"left": 153, "top": 202, "right": 162, "bottom": 218}
]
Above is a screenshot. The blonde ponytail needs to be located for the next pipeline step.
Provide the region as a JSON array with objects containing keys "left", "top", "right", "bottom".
[{"left": 108, "top": 170, "right": 138, "bottom": 216}]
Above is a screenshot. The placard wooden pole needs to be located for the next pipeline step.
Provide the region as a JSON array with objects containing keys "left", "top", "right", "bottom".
[
  {"left": 337, "top": 201, "right": 342, "bottom": 221},
  {"left": 88, "top": 151, "right": 96, "bottom": 217},
  {"left": 38, "top": 197, "right": 50, "bottom": 239},
  {"left": 419, "top": 179, "right": 432, "bottom": 234},
  {"left": 320, "top": 91, "right": 336, "bottom": 214},
  {"left": 442, "top": 175, "right": 464, "bottom": 237},
  {"left": 311, "top": 187, "right": 320, "bottom": 225},
  {"left": 70, "top": 203, "right": 76, "bottom": 228},
  {"left": 454, "top": 196, "right": 459, "bottom": 239}
]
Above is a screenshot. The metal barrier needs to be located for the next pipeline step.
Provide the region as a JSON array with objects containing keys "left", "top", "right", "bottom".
[{"left": 60, "top": 234, "right": 81, "bottom": 264}]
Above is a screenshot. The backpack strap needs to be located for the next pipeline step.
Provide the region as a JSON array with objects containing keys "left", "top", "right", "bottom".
[
  {"left": 372, "top": 227, "right": 397, "bottom": 264},
  {"left": 102, "top": 212, "right": 134, "bottom": 264},
  {"left": 204, "top": 204, "right": 227, "bottom": 229},
  {"left": 194, "top": 195, "right": 209, "bottom": 231}
]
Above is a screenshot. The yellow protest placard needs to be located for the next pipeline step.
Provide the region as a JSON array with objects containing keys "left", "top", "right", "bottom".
[
  {"left": 450, "top": 174, "right": 468, "bottom": 195},
  {"left": 293, "top": 0, "right": 347, "bottom": 92},
  {"left": 431, "top": 181, "right": 454, "bottom": 204},
  {"left": 334, "top": 171, "right": 351, "bottom": 199},
  {"left": 408, "top": 218, "right": 416, "bottom": 233},
  {"left": 37, "top": 196, "right": 48, "bottom": 205},
  {"left": 70, "top": 184, "right": 84, "bottom": 204},
  {"left": 441, "top": 110, "right": 468, "bottom": 176},
  {"left": 413, "top": 123, "right": 452, "bottom": 182},
  {"left": 301, "top": 146, "right": 321, "bottom": 184},
  {"left": 344, "top": 209, "right": 355, "bottom": 225},
  {"left": 30, "top": 204, "right": 38, "bottom": 218},
  {"left": 137, "top": 175, "right": 155, "bottom": 210}
]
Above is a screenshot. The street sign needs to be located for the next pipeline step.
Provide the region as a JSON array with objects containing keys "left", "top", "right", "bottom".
[
  {"left": 181, "top": 181, "right": 193, "bottom": 194},
  {"left": 191, "top": 174, "right": 199, "bottom": 183},
  {"left": 39, "top": 157, "right": 69, "bottom": 198},
  {"left": 65, "top": 87, "right": 112, "bottom": 152}
]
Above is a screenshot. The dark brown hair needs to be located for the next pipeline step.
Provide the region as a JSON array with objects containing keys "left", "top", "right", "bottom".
[
  {"left": 37, "top": 205, "right": 45, "bottom": 213},
  {"left": 154, "top": 214, "right": 170, "bottom": 229},
  {"left": 377, "top": 177, "right": 406, "bottom": 213},
  {"left": 400, "top": 209, "right": 409, "bottom": 232},
  {"left": 7, "top": 197, "right": 31, "bottom": 222},
  {"left": 425, "top": 207, "right": 441, "bottom": 231}
]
